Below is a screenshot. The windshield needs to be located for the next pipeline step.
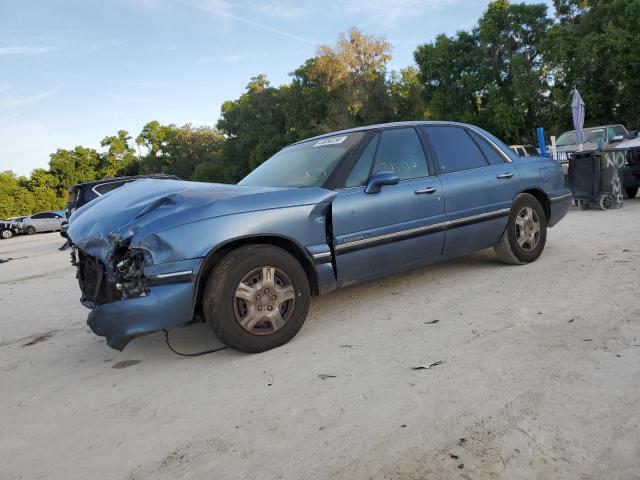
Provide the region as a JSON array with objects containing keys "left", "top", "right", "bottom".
[
  {"left": 556, "top": 128, "right": 607, "bottom": 146},
  {"left": 239, "top": 132, "right": 365, "bottom": 188}
]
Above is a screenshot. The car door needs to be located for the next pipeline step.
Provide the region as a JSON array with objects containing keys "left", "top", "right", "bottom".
[
  {"left": 43, "top": 212, "right": 59, "bottom": 231},
  {"left": 52, "top": 212, "right": 65, "bottom": 230},
  {"left": 29, "top": 213, "right": 47, "bottom": 231},
  {"left": 421, "top": 125, "right": 519, "bottom": 256},
  {"left": 331, "top": 127, "right": 445, "bottom": 283}
]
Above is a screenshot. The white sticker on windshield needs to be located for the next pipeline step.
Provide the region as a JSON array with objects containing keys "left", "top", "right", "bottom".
[{"left": 313, "top": 135, "right": 348, "bottom": 147}]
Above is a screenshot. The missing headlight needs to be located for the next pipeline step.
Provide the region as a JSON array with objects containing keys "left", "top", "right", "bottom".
[{"left": 114, "top": 248, "right": 151, "bottom": 299}]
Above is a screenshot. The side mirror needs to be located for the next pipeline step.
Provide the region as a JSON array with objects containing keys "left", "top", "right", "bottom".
[
  {"left": 364, "top": 172, "right": 400, "bottom": 194},
  {"left": 610, "top": 135, "right": 625, "bottom": 144}
]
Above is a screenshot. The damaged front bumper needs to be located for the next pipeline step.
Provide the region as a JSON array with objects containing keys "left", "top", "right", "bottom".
[{"left": 72, "top": 246, "right": 202, "bottom": 350}]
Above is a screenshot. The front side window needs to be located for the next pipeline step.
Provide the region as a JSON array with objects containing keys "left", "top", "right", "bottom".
[
  {"left": 239, "top": 132, "right": 365, "bottom": 188},
  {"left": 371, "top": 128, "right": 428, "bottom": 180},
  {"left": 345, "top": 134, "right": 378, "bottom": 187},
  {"left": 607, "top": 126, "right": 627, "bottom": 140},
  {"left": 422, "top": 126, "right": 488, "bottom": 173},
  {"left": 31, "top": 213, "right": 47, "bottom": 219}
]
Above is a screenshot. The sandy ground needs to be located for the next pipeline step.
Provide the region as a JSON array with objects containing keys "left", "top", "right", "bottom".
[{"left": 1, "top": 201, "right": 639, "bottom": 480}]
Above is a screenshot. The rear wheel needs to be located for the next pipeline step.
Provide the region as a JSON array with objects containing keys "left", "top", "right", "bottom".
[
  {"left": 203, "top": 244, "right": 310, "bottom": 353},
  {"left": 624, "top": 187, "right": 638, "bottom": 199},
  {"left": 0, "top": 229, "right": 12, "bottom": 240},
  {"left": 26, "top": 225, "right": 36, "bottom": 235},
  {"left": 494, "top": 193, "right": 547, "bottom": 265},
  {"left": 599, "top": 194, "right": 614, "bottom": 210}
]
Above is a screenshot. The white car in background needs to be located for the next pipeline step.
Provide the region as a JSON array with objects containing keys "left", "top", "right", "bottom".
[{"left": 21, "top": 211, "right": 66, "bottom": 235}]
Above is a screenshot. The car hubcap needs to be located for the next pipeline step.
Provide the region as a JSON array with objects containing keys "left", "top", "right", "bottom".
[
  {"left": 233, "top": 266, "right": 295, "bottom": 335},
  {"left": 515, "top": 207, "right": 540, "bottom": 252}
]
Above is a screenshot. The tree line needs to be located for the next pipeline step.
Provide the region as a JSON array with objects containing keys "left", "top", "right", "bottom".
[{"left": 2, "top": 0, "right": 638, "bottom": 218}]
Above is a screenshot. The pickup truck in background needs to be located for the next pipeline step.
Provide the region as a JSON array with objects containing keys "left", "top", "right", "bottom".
[{"left": 555, "top": 124, "right": 640, "bottom": 198}]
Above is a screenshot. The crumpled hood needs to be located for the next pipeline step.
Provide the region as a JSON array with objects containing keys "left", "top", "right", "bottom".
[{"left": 67, "top": 178, "right": 335, "bottom": 261}]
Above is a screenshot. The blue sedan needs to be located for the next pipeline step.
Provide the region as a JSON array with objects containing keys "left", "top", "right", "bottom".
[{"left": 66, "top": 121, "right": 572, "bottom": 352}]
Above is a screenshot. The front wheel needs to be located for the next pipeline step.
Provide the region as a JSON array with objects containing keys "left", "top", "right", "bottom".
[
  {"left": 0, "top": 229, "right": 12, "bottom": 240},
  {"left": 26, "top": 226, "right": 36, "bottom": 235},
  {"left": 494, "top": 193, "right": 547, "bottom": 265},
  {"left": 203, "top": 244, "right": 310, "bottom": 353}
]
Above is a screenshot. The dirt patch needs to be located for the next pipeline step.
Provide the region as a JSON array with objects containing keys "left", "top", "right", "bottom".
[
  {"left": 112, "top": 360, "right": 142, "bottom": 369},
  {"left": 21, "top": 331, "right": 55, "bottom": 347}
]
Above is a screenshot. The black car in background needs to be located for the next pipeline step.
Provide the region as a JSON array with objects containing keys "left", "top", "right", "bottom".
[
  {"left": 60, "top": 174, "right": 180, "bottom": 240},
  {"left": 65, "top": 174, "right": 180, "bottom": 219}
]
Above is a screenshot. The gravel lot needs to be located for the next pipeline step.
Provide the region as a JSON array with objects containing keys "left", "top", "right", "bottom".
[{"left": 1, "top": 202, "right": 639, "bottom": 480}]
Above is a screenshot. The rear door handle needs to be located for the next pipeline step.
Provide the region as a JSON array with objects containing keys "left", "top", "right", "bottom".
[
  {"left": 497, "top": 173, "right": 513, "bottom": 179},
  {"left": 415, "top": 187, "right": 437, "bottom": 194}
]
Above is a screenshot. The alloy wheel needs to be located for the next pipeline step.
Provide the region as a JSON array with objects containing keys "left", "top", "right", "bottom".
[
  {"left": 515, "top": 206, "right": 540, "bottom": 252},
  {"left": 233, "top": 266, "right": 296, "bottom": 335}
]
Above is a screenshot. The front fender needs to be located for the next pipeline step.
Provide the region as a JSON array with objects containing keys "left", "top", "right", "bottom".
[{"left": 134, "top": 203, "right": 333, "bottom": 265}]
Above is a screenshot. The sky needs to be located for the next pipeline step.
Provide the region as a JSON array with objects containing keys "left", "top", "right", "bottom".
[{"left": 0, "top": 0, "right": 553, "bottom": 176}]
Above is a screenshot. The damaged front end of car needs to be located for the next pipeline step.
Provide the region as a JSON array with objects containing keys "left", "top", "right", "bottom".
[
  {"left": 65, "top": 177, "right": 337, "bottom": 351},
  {"left": 69, "top": 234, "right": 201, "bottom": 351},
  {"left": 71, "top": 241, "right": 151, "bottom": 308}
]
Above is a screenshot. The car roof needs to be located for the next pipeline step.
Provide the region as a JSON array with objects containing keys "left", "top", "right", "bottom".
[
  {"left": 558, "top": 124, "right": 627, "bottom": 135},
  {"left": 70, "top": 174, "right": 180, "bottom": 190},
  {"left": 290, "top": 120, "right": 486, "bottom": 146}
]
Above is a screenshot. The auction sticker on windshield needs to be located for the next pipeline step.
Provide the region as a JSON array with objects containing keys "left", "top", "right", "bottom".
[{"left": 313, "top": 136, "right": 348, "bottom": 147}]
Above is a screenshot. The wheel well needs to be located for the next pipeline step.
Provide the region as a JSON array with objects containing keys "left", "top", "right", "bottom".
[
  {"left": 193, "top": 236, "right": 320, "bottom": 315},
  {"left": 520, "top": 188, "right": 550, "bottom": 221}
]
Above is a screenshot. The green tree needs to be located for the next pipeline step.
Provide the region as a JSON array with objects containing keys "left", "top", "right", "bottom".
[
  {"left": 415, "top": 0, "right": 551, "bottom": 143},
  {"left": 98, "top": 130, "right": 137, "bottom": 178},
  {"left": 309, "top": 27, "right": 393, "bottom": 129},
  {"left": 545, "top": 0, "right": 640, "bottom": 131},
  {"left": 0, "top": 171, "right": 35, "bottom": 218},
  {"left": 388, "top": 66, "right": 428, "bottom": 121},
  {"left": 28, "top": 169, "right": 65, "bottom": 212},
  {"left": 48, "top": 146, "right": 100, "bottom": 197},
  {"left": 217, "top": 76, "right": 293, "bottom": 182}
]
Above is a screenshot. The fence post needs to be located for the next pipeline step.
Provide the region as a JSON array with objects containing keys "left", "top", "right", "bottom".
[{"left": 536, "top": 127, "right": 547, "bottom": 156}]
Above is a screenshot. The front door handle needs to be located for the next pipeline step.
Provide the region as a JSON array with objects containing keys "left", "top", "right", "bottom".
[
  {"left": 415, "top": 187, "right": 437, "bottom": 194},
  {"left": 497, "top": 173, "right": 513, "bottom": 179}
]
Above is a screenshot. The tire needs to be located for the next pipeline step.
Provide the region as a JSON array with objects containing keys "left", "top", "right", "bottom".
[
  {"left": 494, "top": 193, "right": 547, "bottom": 265},
  {"left": 26, "top": 225, "right": 36, "bottom": 235},
  {"left": 0, "top": 229, "right": 12, "bottom": 240},
  {"left": 203, "top": 244, "right": 311, "bottom": 353},
  {"left": 624, "top": 187, "right": 638, "bottom": 199},
  {"left": 599, "top": 194, "right": 614, "bottom": 210}
]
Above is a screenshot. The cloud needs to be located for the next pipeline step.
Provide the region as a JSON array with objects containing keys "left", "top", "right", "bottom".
[
  {"left": 0, "top": 45, "right": 56, "bottom": 56},
  {"left": 196, "top": 52, "right": 266, "bottom": 65},
  {"left": 341, "top": 0, "right": 466, "bottom": 27},
  {"left": 258, "top": 0, "right": 310, "bottom": 19},
  {"left": 0, "top": 83, "right": 66, "bottom": 110},
  {"left": 177, "top": 0, "right": 317, "bottom": 45}
]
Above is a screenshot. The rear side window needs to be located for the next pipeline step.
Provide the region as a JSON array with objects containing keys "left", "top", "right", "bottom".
[
  {"left": 422, "top": 126, "right": 488, "bottom": 173},
  {"left": 372, "top": 128, "right": 428, "bottom": 180},
  {"left": 468, "top": 130, "right": 506, "bottom": 165},
  {"left": 94, "top": 181, "right": 126, "bottom": 195},
  {"left": 345, "top": 134, "right": 378, "bottom": 187}
]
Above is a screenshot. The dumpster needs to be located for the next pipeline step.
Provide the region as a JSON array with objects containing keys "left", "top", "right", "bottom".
[{"left": 567, "top": 150, "right": 626, "bottom": 210}]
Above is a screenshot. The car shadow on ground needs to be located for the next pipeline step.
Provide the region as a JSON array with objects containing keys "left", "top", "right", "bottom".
[{"left": 93, "top": 248, "right": 506, "bottom": 363}]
